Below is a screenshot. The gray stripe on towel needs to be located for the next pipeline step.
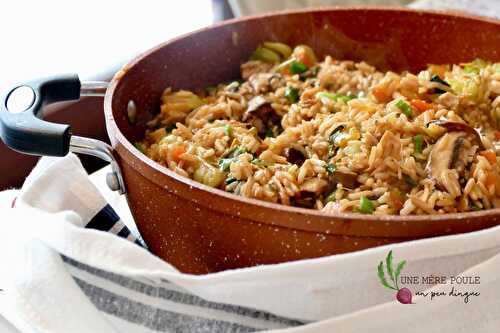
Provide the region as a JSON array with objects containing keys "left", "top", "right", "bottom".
[
  {"left": 63, "top": 256, "right": 304, "bottom": 327},
  {"left": 74, "top": 277, "right": 257, "bottom": 332}
]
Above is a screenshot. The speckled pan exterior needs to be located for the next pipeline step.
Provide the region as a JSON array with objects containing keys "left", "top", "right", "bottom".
[{"left": 104, "top": 7, "right": 500, "bottom": 274}]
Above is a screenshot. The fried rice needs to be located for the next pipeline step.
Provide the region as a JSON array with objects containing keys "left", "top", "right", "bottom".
[{"left": 135, "top": 42, "right": 500, "bottom": 215}]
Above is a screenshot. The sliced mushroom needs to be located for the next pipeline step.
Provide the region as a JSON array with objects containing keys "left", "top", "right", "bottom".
[
  {"left": 327, "top": 124, "right": 347, "bottom": 157},
  {"left": 450, "top": 136, "right": 466, "bottom": 171},
  {"left": 294, "top": 178, "right": 328, "bottom": 209},
  {"left": 248, "top": 73, "right": 284, "bottom": 93},
  {"left": 426, "top": 131, "right": 472, "bottom": 195},
  {"left": 245, "top": 95, "right": 269, "bottom": 116},
  {"left": 427, "top": 132, "right": 463, "bottom": 178},
  {"left": 293, "top": 191, "right": 316, "bottom": 209},
  {"left": 284, "top": 147, "right": 306, "bottom": 165},
  {"left": 300, "top": 178, "right": 328, "bottom": 193},
  {"left": 427, "top": 120, "right": 485, "bottom": 150},
  {"left": 328, "top": 124, "right": 346, "bottom": 141},
  {"left": 243, "top": 96, "right": 281, "bottom": 137},
  {"left": 329, "top": 170, "right": 359, "bottom": 189}
]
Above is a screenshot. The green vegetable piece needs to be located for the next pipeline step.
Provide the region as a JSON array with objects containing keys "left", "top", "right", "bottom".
[
  {"left": 220, "top": 146, "right": 248, "bottom": 171},
  {"left": 463, "top": 58, "right": 488, "bottom": 74},
  {"left": 218, "top": 158, "right": 233, "bottom": 172},
  {"left": 359, "top": 196, "right": 375, "bottom": 214},
  {"left": 262, "top": 41, "right": 292, "bottom": 59},
  {"left": 336, "top": 95, "right": 356, "bottom": 103},
  {"left": 396, "top": 100, "right": 413, "bottom": 118},
  {"left": 316, "top": 91, "right": 336, "bottom": 100},
  {"left": 325, "top": 191, "right": 336, "bottom": 203},
  {"left": 471, "top": 203, "right": 482, "bottom": 211},
  {"left": 225, "top": 177, "right": 238, "bottom": 185},
  {"left": 285, "top": 86, "right": 300, "bottom": 103},
  {"left": 224, "top": 124, "right": 233, "bottom": 137},
  {"left": 251, "top": 158, "right": 269, "bottom": 168},
  {"left": 251, "top": 46, "right": 281, "bottom": 63},
  {"left": 413, "top": 134, "right": 424, "bottom": 154},
  {"left": 289, "top": 60, "right": 308, "bottom": 74},
  {"left": 193, "top": 162, "right": 225, "bottom": 187},
  {"left": 229, "top": 146, "right": 247, "bottom": 157},
  {"left": 404, "top": 174, "right": 417, "bottom": 188},
  {"left": 265, "top": 127, "right": 274, "bottom": 138},
  {"left": 316, "top": 91, "right": 355, "bottom": 103},
  {"left": 327, "top": 143, "right": 336, "bottom": 158},
  {"left": 325, "top": 163, "right": 337, "bottom": 174}
]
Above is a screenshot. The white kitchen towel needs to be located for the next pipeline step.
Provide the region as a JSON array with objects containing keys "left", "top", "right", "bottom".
[
  {"left": 1, "top": 154, "right": 499, "bottom": 333},
  {"left": 0, "top": 155, "right": 304, "bottom": 333}
]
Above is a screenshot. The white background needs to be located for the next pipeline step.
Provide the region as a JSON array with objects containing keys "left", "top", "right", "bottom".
[{"left": 0, "top": 0, "right": 214, "bottom": 91}]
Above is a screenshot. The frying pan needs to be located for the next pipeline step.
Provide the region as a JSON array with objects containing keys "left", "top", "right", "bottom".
[{"left": 2, "top": 8, "right": 500, "bottom": 274}]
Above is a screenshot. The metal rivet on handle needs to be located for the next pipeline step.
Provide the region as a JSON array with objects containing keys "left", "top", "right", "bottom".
[
  {"left": 106, "top": 172, "right": 121, "bottom": 191},
  {"left": 6, "top": 86, "right": 35, "bottom": 113}
]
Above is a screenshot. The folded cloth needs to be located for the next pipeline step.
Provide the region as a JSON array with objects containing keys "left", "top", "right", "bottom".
[
  {"left": 0, "top": 153, "right": 500, "bottom": 333},
  {"left": 0, "top": 155, "right": 304, "bottom": 333}
]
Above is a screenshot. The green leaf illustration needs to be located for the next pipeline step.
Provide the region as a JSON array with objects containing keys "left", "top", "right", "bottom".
[
  {"left": 386, "top": 250, "right": 395, "bottom": 284},
  {"left": 377, "top": 261, "right": 397, "bottom": 290},
  {"left": 394, "top": 260, "right": 407, "bottom": 290}
]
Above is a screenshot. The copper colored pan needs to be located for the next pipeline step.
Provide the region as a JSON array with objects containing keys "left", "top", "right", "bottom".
[{"left": 2, "top": 8, "right": 500, "bottom": 274}]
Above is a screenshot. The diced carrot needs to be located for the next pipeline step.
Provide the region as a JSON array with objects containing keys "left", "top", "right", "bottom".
[
  {"left": 293, "top": 45, "right": 316, "bottom": 67},
  {"left": 172, "top": 146, "right": 186, "bottom": 161},
  {"left": 372, "top": 87, "right": 392, "bottom": 103},
  {"left": 280, "top": 67, "right": 291, "bottom": 75},
  {"left": 410, "top": 99, "right": 434, "bottom": 113},
  {"left": 495, "top": 131, "right": 500, "bottom": 140},
  {"left": 389, "top": 190, "right": 403, "bottom": 210},
  {"left": 296, "top": 52, "right": 313, "bottom": 67},
  {"left": 486, "top": 172, "right": 497, "bottom": 187},
  {"left": 428, "top": 64, "right": 448, "bottom": 78},
  {"left": 480, "top": 150, "right": 497, "bottom": 165}
]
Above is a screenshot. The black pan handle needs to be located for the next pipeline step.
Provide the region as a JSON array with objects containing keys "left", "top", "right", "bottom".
[{"left": 0, "top": 74, "right": 81, "bottom": 156}]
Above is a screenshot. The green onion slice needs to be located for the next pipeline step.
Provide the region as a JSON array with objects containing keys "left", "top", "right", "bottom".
[
  {"left": 359, "top": 196, "right": 375, "bottom": 214},
  {"left": 396, "top": 100, "right": 413, "bottom": 118},
  {"left": 285, "top": 86, "right": 300, "bottom": 103},
  {"left": 290, "top": 60, "right": 308, "bottom": 74},
  {"left": 413, "top": 134, "right": 424, "bottom": 154}
]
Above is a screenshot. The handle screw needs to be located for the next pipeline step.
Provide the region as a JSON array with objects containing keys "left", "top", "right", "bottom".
[{"left": 106, "top": 172, "right": 121, "bottom": 191}]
